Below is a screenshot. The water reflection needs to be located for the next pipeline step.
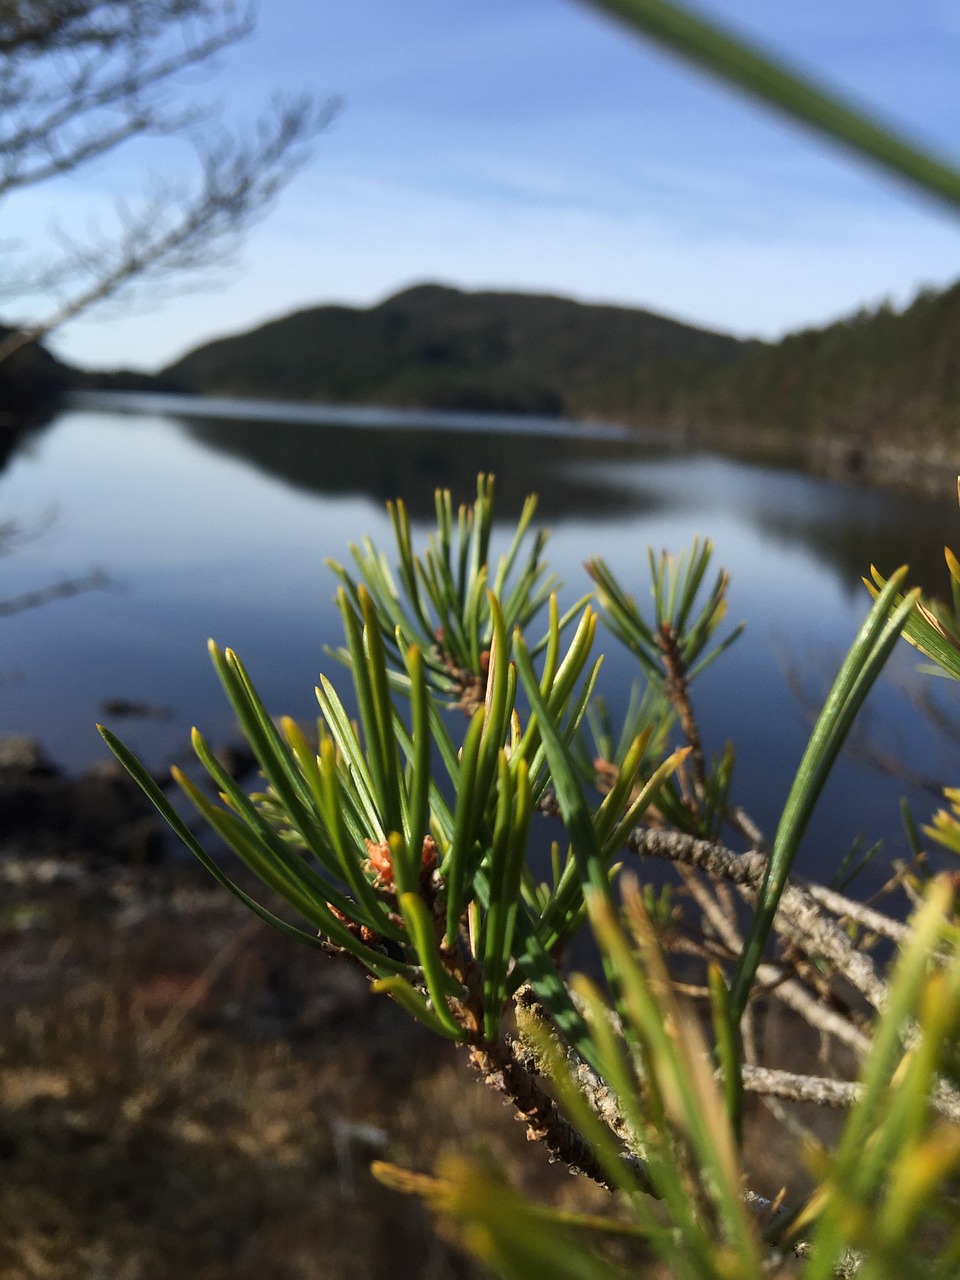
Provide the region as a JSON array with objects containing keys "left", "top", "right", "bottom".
[
  {"left": 2, "top": 391, "right": 958, "bottom": 891},
  {"left": 166, "top": 412, "right": 674, "bottom": 528},
  {"left": 17, "top": 394, "right": 957, "bottom": 603},
  {"left": 158, "top": 397, "right": 955, "bottom": 598},
  {"left": 180, "top": 414, "right": 666, "bottom": 519},
  {"left": 750, "top": 481, "right": 956, "bottom": 599}
]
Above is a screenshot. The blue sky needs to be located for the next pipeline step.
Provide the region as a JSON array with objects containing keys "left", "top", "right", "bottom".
[{"left": 16, "top": 0, "right": 960, "bottom": 370}]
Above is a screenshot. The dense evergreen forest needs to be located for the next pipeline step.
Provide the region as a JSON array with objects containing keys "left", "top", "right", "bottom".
[
  {"left": 0, "top": 326, "right": 72, "bottom": 423},
  {"left": 694, "top": 281, "right": 960, "bottom": 441},
  {"left": 160, "top": 279, "right": 960, "bottom": 446},
  {"left": 160, "top": 283, "right": 749, "bottom": 417},
  {"left": 6, "top": 278, "right": 960, "bottom": 459}
]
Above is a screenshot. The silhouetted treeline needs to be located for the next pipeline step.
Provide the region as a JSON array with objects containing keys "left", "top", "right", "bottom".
[
  {"left": 161, "top": 280, "right": 960, "bottom": 446},
  {"left": 8, "top": 278, "right": 960, "bottom": 450},
  {"left": 161, "top": 283, "right": 750, "bottom": 418}
]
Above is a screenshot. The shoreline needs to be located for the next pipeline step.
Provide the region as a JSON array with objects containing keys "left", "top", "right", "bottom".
[
  {"left": 683, "top": 420, "right": 960, "bottom": 499},
  {"left": 9, "top": 385, "right": 959, "bottom": 505}
]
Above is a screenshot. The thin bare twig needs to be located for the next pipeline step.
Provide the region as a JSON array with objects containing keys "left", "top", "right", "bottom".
[
  {"left": 802, "top": 882, "right": 913, "bottom": 946},
  {"left": 0, "top": 569, "right": 110, "bottom": 616},
  {"left": 761, "top": 967, "right": 871, "bottom": 1058},
  {"left": 651, "top": 842, "right": 875, "bottom": 1060},
  {"left": 630, "top": 828, "right": 891, "bottom": 1008},
  {"left": 631, "top": 826, "right": 960, "bottom": 1120}
]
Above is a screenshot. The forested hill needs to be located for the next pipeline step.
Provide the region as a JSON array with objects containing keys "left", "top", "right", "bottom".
[
  {"left": 154, "top": 276, "right": 960, "bottom": 451},
  {"left": 0, "top": 326, "right": 73, "bottom": 422},
  {"left": 688, "top": 280, "right": 960, "bottom": 442},
  {"left": 160, "top": 283, "right": 752, "bottom": 418}
]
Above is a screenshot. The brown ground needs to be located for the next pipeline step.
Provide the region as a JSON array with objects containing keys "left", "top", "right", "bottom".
[
  {"left": 0, "top": 856, "right": 636, "bottom": 1280},
  {"left": 0, "top": 854, "right": 845, "bottom": 1279},
  {"left": 0, "top": 727, "right": 848, "bottom": 1280}
]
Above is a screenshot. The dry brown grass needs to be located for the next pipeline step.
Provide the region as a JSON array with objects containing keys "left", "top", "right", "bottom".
[
  {"left": 0, "top": 861, "right": 835, "bottom": 1279},
  {"left": 0, "top": 867, "right": 625, "bottom": 1280}
]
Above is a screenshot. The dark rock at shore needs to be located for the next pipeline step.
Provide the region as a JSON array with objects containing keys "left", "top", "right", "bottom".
[
  {"left": 0, "top": 737, "right": 166, "bottom": 863},
  {"left": 0, "top": 733, "right": 259, "bottom": 868},
  {"left": 0, "top": 734, "right": 59, "bottom": 776}
]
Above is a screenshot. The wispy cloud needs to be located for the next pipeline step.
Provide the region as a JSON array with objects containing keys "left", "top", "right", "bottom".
[{"left": 23, "top": 0, "right": 960, "bottom": 367}]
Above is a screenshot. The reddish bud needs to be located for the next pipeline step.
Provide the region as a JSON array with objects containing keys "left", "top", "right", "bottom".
[
  {"left": 420, "top": 834, "right": 438, "bottom": 873},
  {"left": 364, "top": 838, "right": 394, "bottom": 887}
]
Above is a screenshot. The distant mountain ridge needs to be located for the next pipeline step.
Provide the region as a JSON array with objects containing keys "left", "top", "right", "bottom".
[
  {"left": 160, "top": 279, "right": 960, "bottom": 454},
  {"left": 161, "top": 283, "right": 753, "bottom": 419},
  {"left": 0, "top": 324, "right": 72, "bottom": 422},
  {"left": 9, "top": 278, "right": 960, "bottom": 475}
]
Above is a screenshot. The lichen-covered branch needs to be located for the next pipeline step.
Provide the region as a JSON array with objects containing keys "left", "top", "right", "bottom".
[
  {"left": 466, "top": 1034, "right": 642, "bottom": 1191},
  {"left": 630, "top": 827, "right": 889, "bottom": 1007}
]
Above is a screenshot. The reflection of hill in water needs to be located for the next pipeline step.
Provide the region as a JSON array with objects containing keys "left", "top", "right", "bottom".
[
  {"left": 59, "top": 392, "right": 959, "bottom": 602},
  {"left": 173, "top": 410, "right": 676, "bottom": 523},
  {"left": 751, "top": 480, "right": 956, "bottom": 598},
  {"left": 170, "top": 408, "right": 956, "bottom": 600},
  {"left": 1, "top": 408, "right": 60, "bottom": 472}
]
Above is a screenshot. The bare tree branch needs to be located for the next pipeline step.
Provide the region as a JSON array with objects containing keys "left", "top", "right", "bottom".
[
  {"left": 0, "top": 3, "right": 254, "bottom": 193},
  {"left": 631, "top": 824, "right": 960, "bottom": 1123},
  {"left": 0, "top": 2, "right": 334, "bottom": 367},
  {"left": 630, "top": 826, "right": 896, "bottom": 1007},
  {"left": 739, "top": 1063, "right": 960, "bottom": 1121}
]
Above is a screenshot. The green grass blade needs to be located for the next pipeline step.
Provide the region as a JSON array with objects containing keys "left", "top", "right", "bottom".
[
  {"left": 401, "top": 643, "right": 431, "bottom": 883},
  {"left": 397, "top": 888, "right": 467, "bottom": 1038},
  {"left": 481, "top": 755, "right": 532, "bottom": 1039},
  {"left": 514, "top": 635, "right": 609, "bottom": 899},
  {"left": 312, "top": 735, "right": 405, "bottom": 932},
  {"left": 336, "top": 589, "right": 393, "bottom": 807},
  {"left": 372, "top": 975, "right": 467, "bottom": 1040},
  {"left": 866, "top": 565, "right": 960, "bottom": 682},
  {"left": 208, "top": 643, "right": 321, "bottom": 843},
  {"left": 359, "top": 586, "right": 405, "bottom": 836},
  {"left": 731, "top": 569, "right": 917, "bottom": 1019},
  {"left": 314, "top": 675, "right": 384, "bottom": 838},
  {"left": 588, "top": 0, "right": 960, "bottom": 214},
  {"left": 389, "top": 497, "right": 435, "bottom": 641},
  {"left": 491, "top": 492, "right": 540, "bottom": 599},
  {"left": 185, "top": 728, "right": 364, "bottom": 922},
  {"left": 708, "top": 964, "right": 743, "bottom": 1149},
  {"left": 673, "top": 537, "right": 711, "bottom": 635},
  {"left": 510, "top": 915, "right": 599, "bottom": 1072},
  {"left": 444, "top": 705, "right": 487, "bottom": 942}
]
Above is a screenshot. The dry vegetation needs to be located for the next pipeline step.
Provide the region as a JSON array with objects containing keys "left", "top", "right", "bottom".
[
  {"left": 0, "top": 855, "right": 841, "bottom": 1279},
  {"left": 0, "top": 862, "right": 618, "bottom": 1280}
]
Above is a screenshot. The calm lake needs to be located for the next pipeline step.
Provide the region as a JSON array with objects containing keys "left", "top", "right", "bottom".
[{"left": 3, "top": 390, "right": 959, "bottom": 890}]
